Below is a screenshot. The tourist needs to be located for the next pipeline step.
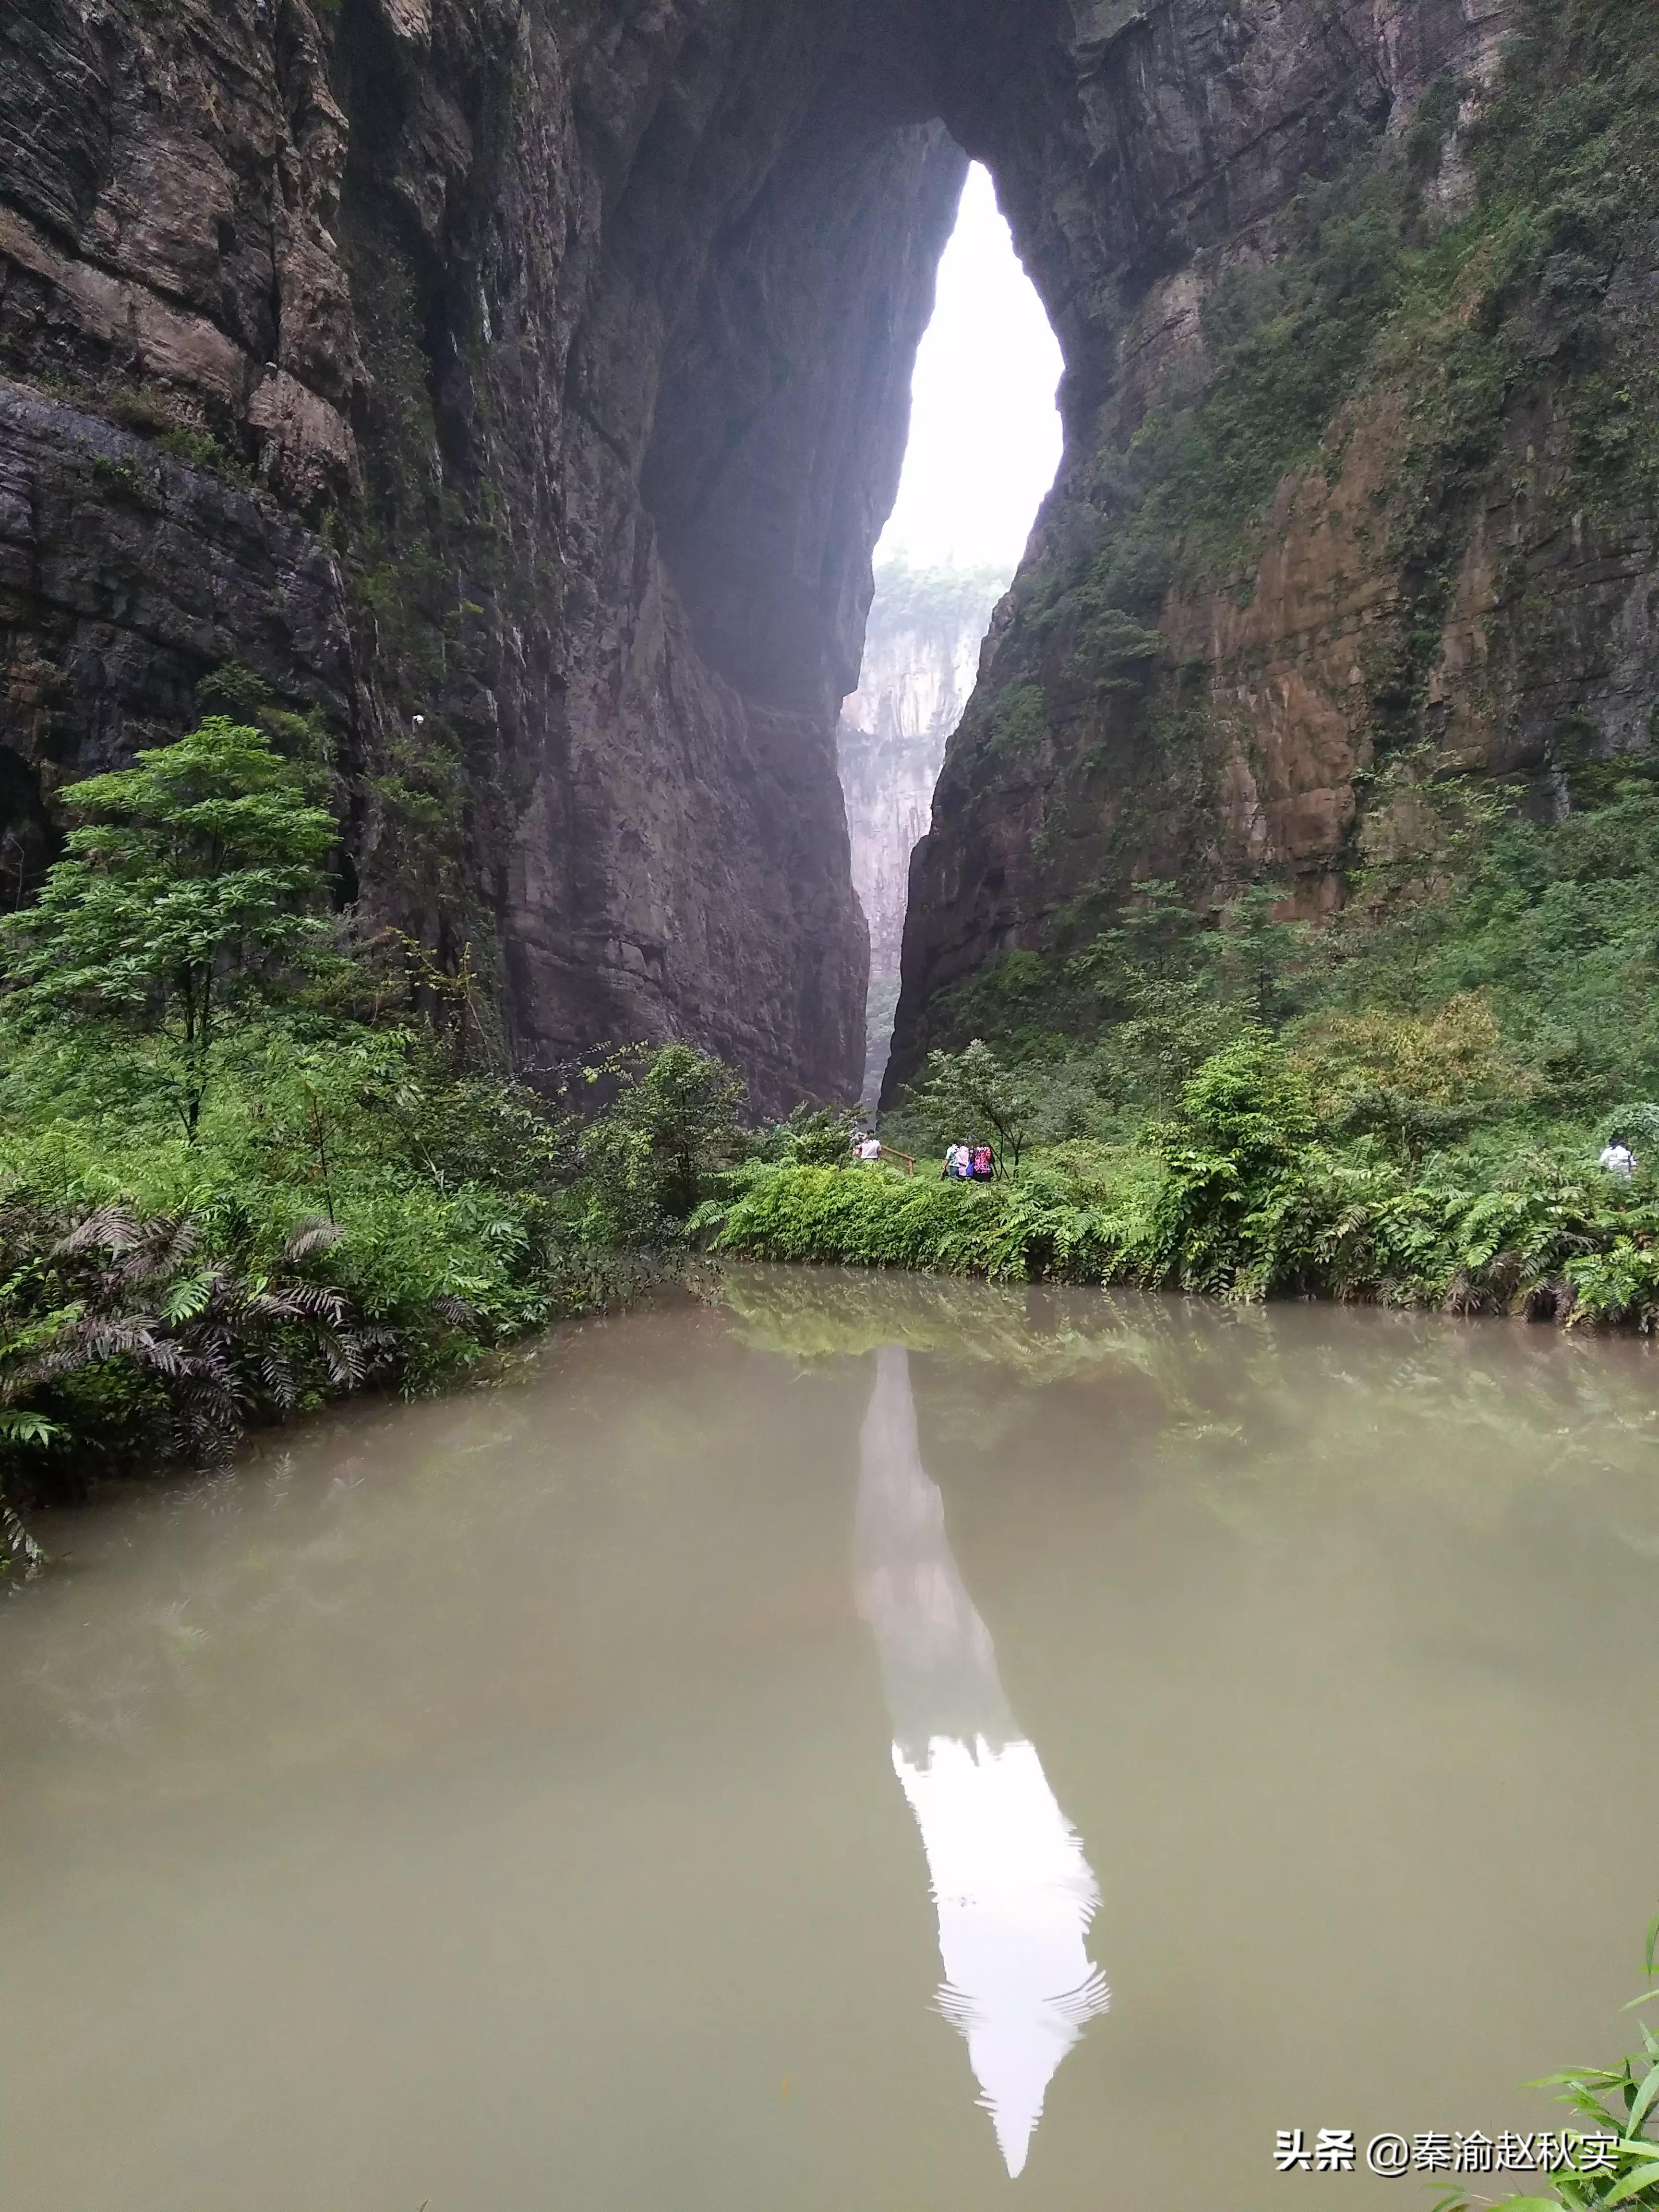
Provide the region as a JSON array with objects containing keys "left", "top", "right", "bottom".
[{"left": 1600, "top": 1133, "right": 1637, "bottom": 1178}]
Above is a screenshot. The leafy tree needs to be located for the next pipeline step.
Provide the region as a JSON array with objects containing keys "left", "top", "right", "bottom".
[
  {"left": 1070, "top": 879, "right": 1202, "bottom": 994},
  {"left": 1173, "top": 1030, "right": 1317, "bottom": 1172},
  {"left": 1294, "top": 993, "right": 1531, "bottom": 1162},
  {"left": 583, "top": 1043, "right": 748, "bottom": 1236},
  {"left": 780, "top": 1103, "right": 860, "bottom": 1167},
  {"left": 1106, "top": 974, "right": 1240, "bottom": 1108},
  {"left": 1202, "top": 883, "right": 1312, "bottom": 1026},
  {"left": 907, "top": 1039, "right": 1036, "bottom": 1171},
  {"left": 1065, "top": 881, "right": 1253, "bottom": 1106},
  {"left": 0, "top": 720, "right": 337, "bottom": 1140},
  {"left": 1146, "top": 1032, "right": 1320, "bottom": 1294}
]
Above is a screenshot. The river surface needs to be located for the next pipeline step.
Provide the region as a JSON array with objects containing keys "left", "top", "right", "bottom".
[{"left": 2, "top": 1267, "right": 1657, "bottom": 2211}]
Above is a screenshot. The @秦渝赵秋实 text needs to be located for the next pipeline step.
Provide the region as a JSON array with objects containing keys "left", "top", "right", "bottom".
[{"left": 1272, "top": 2128, "right": 1623, "bottom": 2176}]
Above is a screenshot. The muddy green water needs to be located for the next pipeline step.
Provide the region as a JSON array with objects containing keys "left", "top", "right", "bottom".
[{"left": 2, "top": 1267, "right": 1657, "bottom": 2211}]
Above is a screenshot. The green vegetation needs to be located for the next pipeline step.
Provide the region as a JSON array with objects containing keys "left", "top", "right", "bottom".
[
  {"left": 0, "top": 716, "right": 817, "bottom": 1564},
  {"left": 580, "top": 1044, "right": 748, "bottom": 1240},
  {"left": 906, "top": 1039, "right": 1036, "bottom": 1171},
  {"left": 0, "top": 719, "right": 340, "bottom": 1140},
  {"left": 705, "top": 761, "right": 1659, "bottom": 1330},
  {"left": 1440, "top": 1919, "right": 1659, "bottom": 2212},
  {"left": 862, "top": 553, "right": 1009, "bottom": 644}
]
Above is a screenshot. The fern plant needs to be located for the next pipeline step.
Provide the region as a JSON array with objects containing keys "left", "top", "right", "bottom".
[
  {"left": 1439, "top": 1919, "right": 1659, "bottom": 2212},
  {"left": 0, "top": 1198, "right": 395, "bottom": 1561}
]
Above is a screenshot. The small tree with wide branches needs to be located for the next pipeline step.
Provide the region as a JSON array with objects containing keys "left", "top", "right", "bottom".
[
  {"left": 906, "top": 1039, "right": 1036, "bottom": 1173},
  {"left": 0, "top": 719, "right": 337, "bottom": 1140}
]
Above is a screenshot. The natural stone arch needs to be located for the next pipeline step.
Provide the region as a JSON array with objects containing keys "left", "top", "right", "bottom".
[{"left": 0, "top": 0, "right": 1524, "bottom": 1107}]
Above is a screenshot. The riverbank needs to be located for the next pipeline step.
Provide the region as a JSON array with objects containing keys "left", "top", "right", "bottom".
[
  {"left": 838, "top": 771, "right": 1659, "bottom": 1334},
  {"left": 6, "top": 716, "right": 1659, "bottom": 1574},
  {"left": 10, "top": 1024, "right": 1656, "bottom": 1575},
  {"left": 0, "top": 1013, "right": 742, "bottom": 1557},
  {"left": 702, "top": 1081, "right": 1659, "bottom": 1330}
]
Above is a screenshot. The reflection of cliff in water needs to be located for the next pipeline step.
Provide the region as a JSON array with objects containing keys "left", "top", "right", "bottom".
[{"left": 854, "top": 1346, "right": 1108, "bottom": 2177}]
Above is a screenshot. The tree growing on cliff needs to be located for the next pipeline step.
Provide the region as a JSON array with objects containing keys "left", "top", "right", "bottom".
[
  {"left": 1203, "top": 884, "right": 1312, "bottom": 1028},
  {"left": 0, "top": 719, "right": 337, "bottom": 1141}
]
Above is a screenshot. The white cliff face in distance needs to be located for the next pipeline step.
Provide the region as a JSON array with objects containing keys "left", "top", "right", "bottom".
[
  {"left": 854, "top": 1346, "right": 1110, "bottom": 2177},
  {"left": 838, "top": 560, "right": 1010, "bottom": 1109}
]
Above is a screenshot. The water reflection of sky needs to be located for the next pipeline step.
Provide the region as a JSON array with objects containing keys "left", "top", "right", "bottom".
[{"left": 854, "top": 1346, "right": 1109, "bottom": 2176}]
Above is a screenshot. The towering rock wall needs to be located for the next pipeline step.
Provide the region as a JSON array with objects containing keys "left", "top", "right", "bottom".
[
  {"left": 838, "top": 563, "right": 1005, "bottom": 1103},
  {"left": 887, "top": 0, "right": 1659, "bottom": 1095},
  {"left": 7, "top": 0, "right": 1649, "bottom": 1118},
  {"left": 0, "top": 0, "right": 967, "bottom": 1111}
]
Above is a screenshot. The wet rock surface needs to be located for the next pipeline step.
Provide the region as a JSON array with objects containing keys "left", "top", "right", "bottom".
[
  {"left": 885, "top": 0, "right": 1536, "bottom": 1096},
  {"left": 0, "top": 0, "right": 968, "bottom": 1108},
  {"left": 10, "top": 0, "right": 1647, "bottom": 1115},
  {"left": 0, "top": 380, "right": 355, "bottom": 893}
]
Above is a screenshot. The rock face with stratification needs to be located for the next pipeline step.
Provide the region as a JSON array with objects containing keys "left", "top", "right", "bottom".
[
  {"left": 8, "top": 0, "right": 1651, "bottom": 1112},
  {"left": 0, "top": 0, "right": 969, "bottom": 1109},
  {"left": 885, "top": 0, "right": 1659, "bottom": 1095}
]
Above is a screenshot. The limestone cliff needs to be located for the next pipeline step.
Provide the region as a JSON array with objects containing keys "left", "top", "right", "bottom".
[
  {"left": 0, "top": 0, "right": 967, "bottom": 1110},
  {"left": 888, "top": 0, "right": 1659, "bottom": 1096},
  {"left": 3, "top": 0, "right": 1648, "bottom": 1117},
  {"left": 838, "top": 561, "right": 1005, "bottom": 1104}
]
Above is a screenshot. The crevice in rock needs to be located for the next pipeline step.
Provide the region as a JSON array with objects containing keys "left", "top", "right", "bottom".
[{"left": 13, "top": 0, "right": 1640, "bottom": 1124}]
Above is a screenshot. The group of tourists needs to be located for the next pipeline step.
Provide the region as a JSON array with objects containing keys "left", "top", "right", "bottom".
[
  {"left": 942, "top": 1141, "right": 996, "bottom": 1182},
  {"left": 846, "top": 1130, "right": 994, "bottom": 1178}
]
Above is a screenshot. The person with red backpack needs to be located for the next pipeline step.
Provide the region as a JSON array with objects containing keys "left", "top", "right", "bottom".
[{"left": 971, "top": 1143, "right": 995, "bottom": 1181}]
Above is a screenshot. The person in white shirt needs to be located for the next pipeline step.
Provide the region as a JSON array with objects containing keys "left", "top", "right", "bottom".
[
  {"left": 1600, "top": 1137, "right": 1636, "bottom": 1178},
  {"left": 941, "top": 1142, "right": 962, "bottom": 1179}
]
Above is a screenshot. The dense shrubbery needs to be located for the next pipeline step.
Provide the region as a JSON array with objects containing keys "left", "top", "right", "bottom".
[
  {"left": 0, "top": 718, "right": 781, "bottom": 1553},
  {"left": 710, "top": 769, "right": 1659, "bottom": 1333},
  {"left": 711, "top": 1066, "right": 1659, "bottom": 1331},
  {"left": 0, "top": 994, "right": 733, "bottom": 1546}
]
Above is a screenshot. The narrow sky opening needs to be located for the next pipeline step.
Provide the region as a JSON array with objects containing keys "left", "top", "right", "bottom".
[{"left": 877, "top": 163, "right": 1064, "bottom": 574}]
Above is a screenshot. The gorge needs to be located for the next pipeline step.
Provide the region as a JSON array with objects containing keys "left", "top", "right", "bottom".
[
  {"left": 10, "top": 0, "right": 1638, "bottom": 1117},
  {"left": 838, "top": 559, "right": 1004, "bottom": 1108},
  {"left": 7, "top": 16, "right": 1659, "bottom": 2192}
]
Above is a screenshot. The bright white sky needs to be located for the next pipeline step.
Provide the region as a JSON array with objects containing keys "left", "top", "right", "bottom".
[{"left": 876, "top": 163, "right": 1065, "bottom": 574}]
